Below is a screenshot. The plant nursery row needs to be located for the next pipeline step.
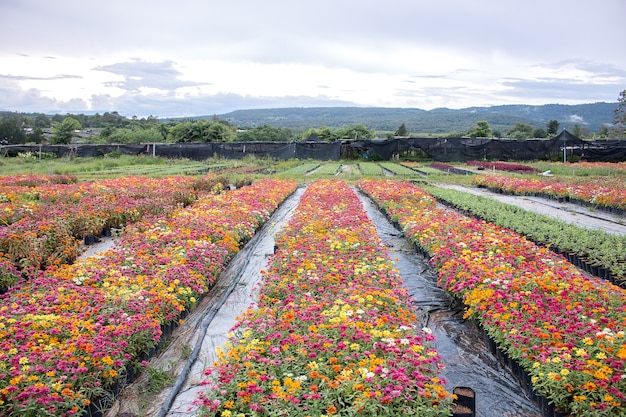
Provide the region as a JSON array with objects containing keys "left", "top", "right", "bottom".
[
  {"left": 423, "top": 185, "right": 626, "bottom": 285},
  {"left": 357, "top": 179, "right": 626, "bottom": 417},
  {"left": 2, "top": 169, "right": 625, "bottom": 417},
  {"left": 0, "top": 174, "right": 240, "bottom": 277},
  {"left": 0, "top": 177, "right": 297, "bottom": 416},
  {"left": 473, "top": 175, "right": 626, "bottom": 213},
  {"left": 195, "top": 179, "right": 454, "bottom": 417}
]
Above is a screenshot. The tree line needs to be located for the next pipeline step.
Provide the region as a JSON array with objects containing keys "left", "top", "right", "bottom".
[{"left": 1, "top": 90, "right": 625, "bottom": 145}]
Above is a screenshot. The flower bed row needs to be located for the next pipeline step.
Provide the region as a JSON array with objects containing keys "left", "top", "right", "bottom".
[
  {"left": 467, "top": 160, "right": 538, "bottom": 173},
  {"left": 473, "top": 175, "right": 626, "bottom": 212},
  {"left": 0, "top": 174, "right": 78, "bottom": 188},
  {"left": 0, "top": 175, "right": 232, "bottom": 280},
  {"left": 423, "top": 185, "right": 626, "bottom": 284},
  {"left": 357, "top": 179, "right": 626, "bottom": 417},
  {"left": 195, "top": 179, "right": 452, "bottom": 417},
  {"left": 0, "top": 178, "right": 298, "bottom": 417}
]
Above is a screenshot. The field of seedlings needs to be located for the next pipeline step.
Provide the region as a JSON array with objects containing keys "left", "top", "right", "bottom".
[{"left": 1, "top": 156, "right": 625, "bottom": 417}]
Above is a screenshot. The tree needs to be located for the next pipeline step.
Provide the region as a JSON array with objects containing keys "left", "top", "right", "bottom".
[
  {"left": 506, "top": 122, "right": 535, "bottom": 139},
  {"left": 28, "top": 127, "right": 45, "bottom": 144},
  {"left": 533, "top": 128, "right": 547, "bottom": 138},
  {"left": 597, "top": 125, "right": 610, "bottom": 139},
  {"left": 237, "top": 125, "right": 292, "bottom": 142},
  {"left": 394, "top": 123, "right": 408, "bottom": 136},
  {"left": 570, "top": 124, "right": 591, "bottom": 139},
  {"left": 203, "top": 122, "right": 235, "bottom": 142},
  {"left": 106, "top": 127, "right": 163, "bottom": 144},
  {"left": 168, "top": 120, "right": 235, "bottom": 143},
  {"left": 34, "top": 114, "right": 51, "bottom": 128},
  {"left": 169, "top": 121, "right": 203, "bottom": 142},
  {"left": 301, "top": 127, "right": 335, "bottom": 142},
  {"left": 158, "top": 124, "right": 169, "bottom": 142},
  {"left": 546, "top": 120, "right": 560, "bottom": 137},
  {"left": 613, "top": 89, "right": 626, "bottom": 138},
  {"left": 334, "top": 125, "right": 375, "bottom": 140},
  {"left": 467, "top": 120, "right": 491, "bottom": 138},
  {"left": 51, "top": 116, "right": 81, "bottom": 144},
  {"left": 0, "top": 118, "right": 26, "bottom": 144}
]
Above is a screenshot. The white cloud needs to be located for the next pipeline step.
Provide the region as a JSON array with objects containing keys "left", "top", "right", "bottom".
[{"left": 0, "top": 0, "right": 624, "bottom": 117}]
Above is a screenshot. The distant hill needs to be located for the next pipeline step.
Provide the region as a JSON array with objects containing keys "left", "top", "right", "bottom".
[{"left": 200, "top": 102, "right": 617, "bottom": 135}]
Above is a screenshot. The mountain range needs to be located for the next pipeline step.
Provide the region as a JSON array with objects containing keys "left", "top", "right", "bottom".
[{"left": 203, "top": 102, "right": 617, "bottom": 135}]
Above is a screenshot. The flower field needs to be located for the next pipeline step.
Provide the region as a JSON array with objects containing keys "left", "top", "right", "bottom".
[
  {"left": 0, "top": 177, "right": 297, "bottom": 416},
  {"left": 467, "top": 160, "right": 538, "bottom": 173},
  {"left": 0, "top": 174, "right": 209, "bottom": 275},
  {"left": 423, "top": 184, "right": 626, "bottom": 284},
  {"left": 473, "top": 175, "right": 626, "bottom": 212},
  {"left": 358, "top": 179, "right": 626, "bottom": 417},
  {"left": 195, "top": 179, "right": 451, "bottom": 417},
  {"left": 2, "top": 159, "right": 626, "bottom": 417}
]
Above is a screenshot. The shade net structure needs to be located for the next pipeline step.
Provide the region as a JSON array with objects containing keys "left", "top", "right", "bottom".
[
  {"left": 342, "top": 131, "right": 626, "bottom": 162},
  {"left": 1, "top": 142, "right": 341, "bottom": 161},
  {"left": 2, "top": 131, "right": 625, "bottom": 162}
]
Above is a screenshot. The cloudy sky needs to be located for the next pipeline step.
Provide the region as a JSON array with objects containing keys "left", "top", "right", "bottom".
[{"left": 1, "top": 0, "right": 625, "bottom": 118}]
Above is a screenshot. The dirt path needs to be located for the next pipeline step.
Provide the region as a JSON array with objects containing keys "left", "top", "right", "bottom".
[{"left": 435, "top": 183, "right": 626, "bottom": 236}]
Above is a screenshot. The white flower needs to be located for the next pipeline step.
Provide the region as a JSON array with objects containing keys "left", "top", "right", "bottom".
[{"left": 422, "top": 327, "right": 432, "bottom": 334}]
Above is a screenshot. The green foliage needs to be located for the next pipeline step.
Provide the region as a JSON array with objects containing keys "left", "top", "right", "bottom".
[
  {"left": 236, "top": 125, "right": 293, "bottom": 142},
  {"left": 425, "top": 184, "right": 626, "bottom": 279},
  {"left": 613, "top": 89, "right": 626, "bottom": 138},
  {"left": 301, "top": 127, "right": 335, "bottom": 141},
  {"left": 169, "top": 120, "right": 235, "bottom": 142},
  {"left": 51, "top": 116, "right": 81, "bottom": 144},
  {"left": 0, "top": 117, "right": 26, "bottom": 144},
  {"left": 547, "top": 119, "right": 560, "bottom": 136},
  {"left": 378, "top": 161, "right": 423, "bottom": 176},
  {"left": 33, "top": 114, "right": 51, "bottom": 128},
  {"left": 334, "top": 124, "right": 375, "bottom": 140},
  {"left": 100, "top": 127, "right": 164, "bottom": 144},
  {"left": 597, "top": 125, "right": 610, "bottom": 139},
  {"left": 140, "top": 364, "right": 176, "bottom": 398},
  {"left": 357, "top": 162, "right": 384, "bottom": 176},
  {"left": 395, "top": 123, "right": 408, "bottom": 136},
  {"left": 467, "top": 120, "right": 492, "bottom": 137},
  {"left": 533, "top": 128, "right": 547, "bottom": 138},
  {"left": 276, "top": 161, "right": 321, "bottom": 176},
  {"left": 506, "top": 122, "right": 535, "bottom": 139},
  {"left": 214, "top": 103, "right": 616, "bottom": 135},
  {"left": 26, "top": 127, "right": 45, "bottom": 144}
]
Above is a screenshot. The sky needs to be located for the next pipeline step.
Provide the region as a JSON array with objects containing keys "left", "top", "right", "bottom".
[{"left": 1, "top": 0, "right": 625, "bottom": 118}]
